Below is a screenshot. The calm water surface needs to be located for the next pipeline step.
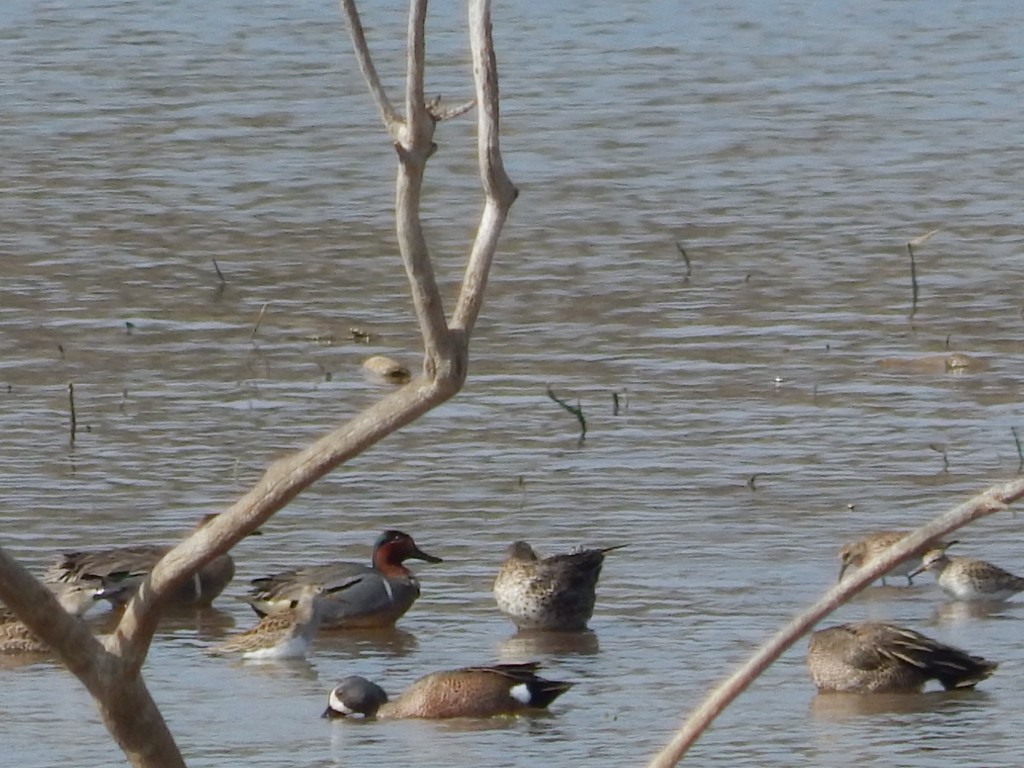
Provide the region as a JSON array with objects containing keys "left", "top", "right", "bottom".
[{"left": 2, "top": 0, "right": 1023, "bottom": 765}]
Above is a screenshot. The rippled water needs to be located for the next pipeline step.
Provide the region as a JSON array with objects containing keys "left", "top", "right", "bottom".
[{"left": 2, "top": 0, "right": 1024, "bottom": 765}]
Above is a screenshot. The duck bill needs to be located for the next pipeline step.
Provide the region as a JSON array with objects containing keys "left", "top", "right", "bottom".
[
  {"left": 322, "top": 706, "right": 344, "bottom": 719},
  {"left": 410, "top": 545, "right": 443, "bottom": 564},
  {"left": 907, "top": 564, "right": 927, "bottom": 579}
]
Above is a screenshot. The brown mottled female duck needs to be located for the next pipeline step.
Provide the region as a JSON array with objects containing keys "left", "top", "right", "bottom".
[
  {"left": 807, "top": 621, "right": 997, "bottom": 693},
  {"left": 46, "top": 514, "right": 237, "bottom": 607},
  {"left": 493, "top": 540, "right": 624, "bottom": 631}
]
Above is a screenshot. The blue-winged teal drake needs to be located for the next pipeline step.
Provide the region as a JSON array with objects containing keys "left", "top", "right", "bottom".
[
  {"left": 211, "top": 581, "right": 359, "bottom": 660},
  {"left": 245, "top": 530, "right": 441, "bottom": 629},
  {"left": 46, "top": 514, "right": 238, "bottom": 607},
  {"left": 807, "top": 621, "right": 997, "bottom": 693},
  {"left": 910, "top": 546, "right": 1024, "bottom": 602},
  {"left": 322, "top": 662, "right": 572, "bottom": 719},
  {"left": 837, "top": 530, "right": 950, "bottom": 586},
  {"left": 493, "top": 541, "right": 624, "bottom": 631}
]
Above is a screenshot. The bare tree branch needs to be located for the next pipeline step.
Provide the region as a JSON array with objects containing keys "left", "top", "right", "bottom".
[
  {"left": 112, "top": 382, "right": 446, "bottom": 667},
  {"left": 648, "top": 477, "right": 1024, "bottom": 767},
  {"left": 390, "top": 1, "right": 451, "bottom": 371},
  {"left": 337, "top": 0, "right": 401, "bottom": 134},
  {"left": 431, "top": 97, "right": 476, "bottom": 122},
  {"left": 404, "top": 0, "right": 430, "bottom": 146},
  {"left": 0, "top": 547, "right": 106, "bottom": 673},
  {"left": 110, "top": 2, "right": 520, "bottom": 665},
  {"left": 0, "top": 547, "right": 186, "bottom": 767},
  {"left": 453, "top": 0, "right": 517, "bottom": 336},
  {"left": 2, "top": 1, "right": 515, "bottom": 764}
]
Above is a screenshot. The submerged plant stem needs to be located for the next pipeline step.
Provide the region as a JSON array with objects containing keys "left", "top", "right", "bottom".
[{"left": 546, "top": 386, "right": 586, "bottom": 441}]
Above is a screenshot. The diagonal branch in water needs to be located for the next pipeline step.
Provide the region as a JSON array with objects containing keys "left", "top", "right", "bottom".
[
  {"left": 647, "top": 476, "right": 1024, "bottom": 767},
  {"left": 0, "top": 2, "right": 514, "bottom": 765}
]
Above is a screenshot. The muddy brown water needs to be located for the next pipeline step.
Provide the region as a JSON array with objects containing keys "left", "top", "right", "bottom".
[{"left": 2, "top": 0, "right": 1024, "bottom": 765}]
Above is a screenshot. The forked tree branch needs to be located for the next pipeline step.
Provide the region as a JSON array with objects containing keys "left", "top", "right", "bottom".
[
  {"left": 116, "top": 0, "right": 512, "bottom": 676},
  {"left": 0, "top": 2, "right": 513, "bottom": 765},
  {"left": 453, "top": 0, "right": 517, "bottom": 336},
  {"left": 648, "top": 476, "right": 1024, "bottom": 767},
  {"left": 338, "top": 0, "right": 400, "bottom": 135}
]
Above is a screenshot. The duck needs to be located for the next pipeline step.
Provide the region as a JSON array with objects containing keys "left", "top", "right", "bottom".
[
  {"left": 493, "top": 540, "right": 624, "bottom": 631},
  {"left": 807, "top": 621, "right": 997, "bottom": 693},
  {"left": 46, "top": 514, "right": 239, "bottom": 607},
  {"left": 210, "top": 581, "right": 358, "bottom": 660},
  {"left": 322, "top": 662, "right": 572, "bottom": 719},
  {"left": 910, "top": 546, "right": 1024, "bottom": 602},
  {"left": 245, "top": 530, "right": 442, "bottom": 629},
  {"left": 0, "top": 581, "right": 123, "bottom": 654},
  {"left": 836, "top": 530, "right": 950, "bottom": 586}
]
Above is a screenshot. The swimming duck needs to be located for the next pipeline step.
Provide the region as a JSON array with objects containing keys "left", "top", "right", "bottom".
[
  {"left": 322, "top": 662, "right": 572, "bottom": 719},
  {"left": 807, "top": 621, "right": 997, "bottom": 693},
  {"left": 493, "top": 540, "right": 624, "bottom": 631},
  {"left": 245, "top": 530, "right": 442, "bottom": 629},
  {"left": 0, "top": 581, "right": 121, "bottom": 654},
  {"left": 46, "top": 514, "right": 238, "bottom": 607}
]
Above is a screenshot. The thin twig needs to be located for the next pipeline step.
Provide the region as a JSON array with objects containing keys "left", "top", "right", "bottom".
[
  {"left": 337, "top": 0, "right": 400, "bottom": 132},
  {"left": 68, "top": 382, "right": 77, "bottom": 446},
  {"left": 906, "top": 229, "right": 939, "bottom": 317},
  {"left": 431, "top": 98, "right": 476, "bottom": 121},
  {"left": 546, "top": 386, "right": 586, "bottom": 441},
  {"left": 1012, "top": 427, "right": 1023, "bottom": 473},
  {"left": 929, "top": 442, "right": 949, "bottom": 473},
  {"left": 906, "top": 242, "right": 919, "bottom": 316},
  {"left": 612, "top": 390, "right": 628, "bottom": 416},
  {"left": 648, "top": 477, "right": 1024, "bottom": 767},
  {"left": 676, "top": 241, "right": 692, "bottom": 278},
  {"left": 212, "top": 257, "right": 226, "bottom": 284},
  {"left": 251, "top": 302, "right": 269, "bottom": 341}
]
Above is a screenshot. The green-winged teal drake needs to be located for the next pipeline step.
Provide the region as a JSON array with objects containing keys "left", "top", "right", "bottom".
[
  {"left": 910, "top": 546, "right": 1024, "bottom": 602},
  {"left": 837, "top": 530, "right": 949, "bottom": 586},
  {"left": 807, "top": 621, "right": 997, "bottom": 693},
  {"left": 245, "top": 530, "right": 442, "bottom": 629},
  {"left": 493, "top": 541, "right": 624, "bottom": 631},
  {"left": 46, "top": 514, "right": 238, "bottom": 607},
  {"left": 322, "top": 662, "right": 572, "bottom": 719},
  {"left": 211, "top": 581, "right": 358, "bottom": 660}
]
